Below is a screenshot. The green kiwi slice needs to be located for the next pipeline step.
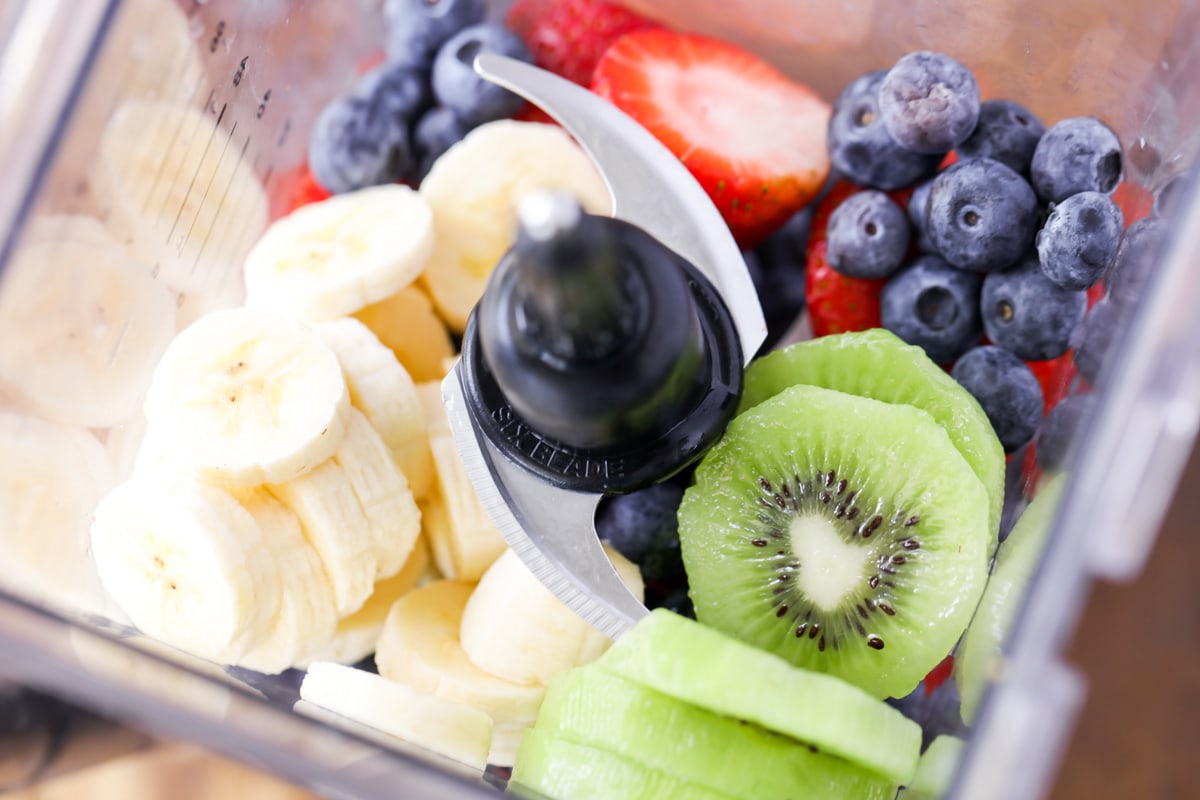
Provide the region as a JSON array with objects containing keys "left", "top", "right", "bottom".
[
  {"left": 956, "top": 474, "right": 1067, "bottom": 724},
  {"left": 535, "top": 665, "right": 897, "bottom": 800},
  {"left": 511, "top": 727, "right": 736, "bottom": 800},
  {"left": 597, "top": 609, "right": 922, "bottom": 786},
  {"left": 739, "top": 329, "right": 1005, "bottom": 552},
  {"left": 905, "top": 735, "right": 966, "bottom": 799},
  {"left": 679, "top": 383, "right": 989, "bottom": 701}
]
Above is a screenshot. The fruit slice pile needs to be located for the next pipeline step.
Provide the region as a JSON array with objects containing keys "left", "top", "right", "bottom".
[{"left": 512, "top": 609, "right": 918, "bottom": 798}]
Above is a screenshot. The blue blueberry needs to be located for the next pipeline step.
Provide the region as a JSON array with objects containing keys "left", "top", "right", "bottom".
[
  {"left": 957, "top": 99, "right": 1046, "bottom": 175},
  {"left": 1071, "top": 297, "right": 1121, "bottom": 384},
  {"left": 981, "top": 253, "right": 1087, "bottom": 361},
  {"left": 384, "top": 0, "right": 486, "bottom": 68},
  {"left": 887, "top": 676, "right": 969, "bottom": 750},
  {"left": 878, "top": 51, "right": 980, "bottom": 154},
  {"left": 827, "top": 71, "right": 943, "bottom": 191},
  {"left": 999, "top": 454, "right": 1029, "bottom": 543},
  {"left": 1035, "top": 191, "right": 1123, "bottom": 290},
  {"left": 595, "top": 481, "right": 686, "bottom": 584},
  {"left": 907, "top": 178, "right": 937, "bottom": 253},
  {"left": 1035, "top": 393, "right": 1097, "bottom": 473},
  {"left": 413, "top": 106, "right": 471, "bottom": 182},
  {"left": 1030, "top": 117, "right": 1123, "bottom": 203},
  {"left": 926, "top": 158, "right": 1038, "bottom": 273},
  {"left": 432, "top": 23, "right": 532, "bottom": 126},
  {"left": 880, "top": 254, "right": 983, "bottom": 364},
  {"left": 308, "top": 95, "right": 413, "bottom": 194},
  {"left": 654, "top": 586, "right": 696, "bottom": 620},
  {"left": 357, "top": 62, "right": 434, "bottom": 123},
  {"left": 1105, "top": 217, "right": 1166, "bottom": 308},
  {"left": 224, "top": 666, "right": 306, "bottom": 704},
  {"left": 951, "top": 345, "right": 1043, "bottom": 453},
  {"left": 757, "top": 204, "right": 813, "bottom": 271},
  {"left": 751, "top": 215, "right": 811, "bottom": 352},
  {"left": 825, "top": 190, "right": 910, "bottom": 279},
  {"left": 1153, "top": 170, "right": 1192, "bottom": 219}
]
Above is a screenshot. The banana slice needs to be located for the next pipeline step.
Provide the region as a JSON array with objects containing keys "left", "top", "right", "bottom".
[
  {"left": 299, "top": 662, "right": 493, "bottom": 772},
  {"left": 415, "top": 382, "right": 507, "bottom": 581},
  {"left": 0, "top": 413, "right": 118, "bottom": 617},
  {"left": 314, "top": 318, "right": 433, "bottom": 500},
  {"left": 24, "top": 213, "right": 119, "bottom": 247},
  {"left": 144, "top": 308, "right": 352, "bottom": 488},
  {"left": 488, "top": 724, "right": 529, "bottom": 769},
  {"left": 266, "top": 459, "right": 377, "bottom": 617},
  {"left": 460, "top": 547, "right": 644, "bottom": 687},
  {"left": 418, "top": 120, "right": 613, "bottom": 331},
  {"left": 375, "top": 581, "right": 546, "bottom": 727},
  {"left": 299, "top": 535, "right": 431, "bottom": 668},
  {"left": 0, "top": 238, "right": 176, "bottom": 428},
  {"left": 244, "top": 184, "right": 434, "bottom": 322},
  {"left": 91, "top": 101, "right": 268, "bottom": 296},
  {"left": 90, "top": 478, "right": 282, "bottom": 662},
  {"left": 233, "top": 489, "right": 339, "bottom": 675},
  {"left": 353, "top": 285, "right": 456, "bottom": 383},
  {"left": 105, "top": 410, "right": 150, "bottom": 482}
]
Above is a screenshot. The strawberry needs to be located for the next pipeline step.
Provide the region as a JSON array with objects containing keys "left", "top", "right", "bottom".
[
  {"left": 806, "top": 240, "right": 886, "bottom": 337},
  {"left": 512, "top": 102, "right": 559, "bottom": 127},
  {"left": 592, "top": 30, "right": 831, "bottom": 249},
  {"left": 506, "top": 0, "right": 660, "bottom": 86},
  {"left": 923, "top": 654, "right": 955, "bottom": 697},
  {"left": 267, "top": 162, "right": 332, "bottom": 220},
  {"left": 1112, "top": 180, "right": 1154, "bottom": 227}
]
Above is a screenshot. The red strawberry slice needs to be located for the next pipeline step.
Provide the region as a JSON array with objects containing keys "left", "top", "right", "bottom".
[
  {"left": 923, "top": 654, "right": 955, "bottom": 697},
  {"left": 1112, "top": 180, "right": 1154, "bottom": 227},
  {"left": 592, "top": 30, "right": 831, "bottom": 249},
  {"left": 806, "top": 240, "right": 886, "bottom": 337},
  {"left": 507, "top": 0, "right": 661, "bottom": 87}
]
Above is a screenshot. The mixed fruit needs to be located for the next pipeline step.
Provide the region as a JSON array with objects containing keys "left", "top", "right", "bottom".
[{"left": 0, "top": 0, "right": 1189, "bottom": 798}]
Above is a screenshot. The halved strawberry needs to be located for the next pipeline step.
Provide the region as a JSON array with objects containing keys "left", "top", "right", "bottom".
[
  {"left": 806, "top": 240, "right": 886, "bottom": 337},
  {"left": 592, "top": 30, "right": 831, "bottom": 249},
  {"left": 507, "top": 0, "right": 661, "bottom": 87},
  {"left": 1112, "top": 180, "right": 1154, "bottom": 227}
]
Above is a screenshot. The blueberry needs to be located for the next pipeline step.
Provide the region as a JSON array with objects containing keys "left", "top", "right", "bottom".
[
  {"left": 413, "top": 106, "right": 471, "bottom": 182},
  {"left": 1035, "top": 191, "right": 1123, "bottom": 290},
  {"left": 225, "top": 667, "right": 306, "bottom": 705},
  {"left": 981, "top": 253, "right": 1087, "bottom": 361},
  {"left": 1153, "top": 170, "right": 1193, "bottom": 219},
  {"left": 825, "top": 190, "right": 910, "bottom": 279},
  {"left": 308, "top": 95, "right": 414, "bottom": 194},
  {"left": 432, "top": 23, "right": 532, "bottom": 126},
  {"left": 1035, "top": 393, "right": 1097, "bottom": 473},
  {"left": 750, "top": 230, "right": 809, "bottom": 352},
  {"left": 757, "top": 204, "right": 812, "bottom": 270},
  {"left": 357, "top": 62, "right": 434, "bottom": 123},
  {"left": 878, "top": 51, "right": 980, "bottom": 154},
  {"left": 951, "top": 345, "right": 1043, "bottom": 453},
  {"left": 654, "top": 586, "right": 696, "bottom": 620},
  {"left": 1105, "top": 217, "right": 1166, "bottom": 308},
  {"left": 384, "top": 0, "right": 486, "bottom": 68},
  {"left": 907, "top": 178, "right": 937, "bottom": 253},
  {"left": 957, "top": 99, "right": 1046, "bottom": 174},
  {"left": 880, "top": 254, "right": 983, "bottom": 364},
  {"left": 926, "top": 158, "right": 1039, "bottom": 273},
  {"left": 1030, "top": 117, "right": 1123, "bottom": 203},
  {"left": 887, "top": 677, "right": 969, "bottom": 750},
  {"left": 827, "top": 71, "right": 943, "bottom": 191},
  {"left": 595, "top": 482, "right": 686, "bottom": 584},
  {"left": 1071, "top": 297, "right": 1122, "bottom": 384}
]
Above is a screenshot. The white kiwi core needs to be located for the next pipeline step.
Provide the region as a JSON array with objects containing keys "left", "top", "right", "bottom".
[{"left": 788, "top": 513, "right": 868, "bottom": 611}]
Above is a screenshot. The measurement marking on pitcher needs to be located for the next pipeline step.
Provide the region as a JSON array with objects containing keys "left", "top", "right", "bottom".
[
  {"left": 184, "top": 133, "right": 253, "bottom": 276},
  {"left": 179, "top": 120, "right": 240, "bottom": 264},
  {"left": 163, "top": 102, "right": 227, "bottom": 249},
  {"left": 139, "top": 87, "right": 215, "bottom": 219}
]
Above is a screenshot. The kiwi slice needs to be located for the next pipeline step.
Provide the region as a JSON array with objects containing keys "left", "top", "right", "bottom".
[
  {"left": 739, "top": 329, "right": 1005, "bottom": 551},
  {"left": 511, "top": 728, "right": 736, "bottom": 800},
  {"left": 597, "top": 609, "right": 922, "bottom": 786},
  {"left": 536, "top": 665, "right": 897, "bottom": 800},
  {"left": 957, "top": 473, "right": 1066, "bottom": 724},
  {"left": 905, "top": 735, "right": 966, "bottom": 799},
  {"left": 679, "top": 383, "right": 989, "bottom": 700}
]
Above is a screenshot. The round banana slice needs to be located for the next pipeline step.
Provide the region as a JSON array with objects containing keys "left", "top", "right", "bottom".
[
  {"left": 0, "top": 413, "right": 117, "bottom": 617},
  {"left": 244, "top": 184, "right": 434, "bottom": 322},
  {"left": 0, "top": 239, "right": 177, "bottom": 428},
  {"left": 143, "top": 308, "right": 352, "bottom": 488},
  {"left": 299, "top": 663, "right": 494, "bottom": 773},
  {"left": 419, "top": 120, "right": 613, "bottom": 332},
  {"left": 353, "top": 285, "right": 456, "bottom": 383},
  {"left": 314, "top": 318, "right": 433, "bottom": 500},
  {"left": 90, "top": 478, "right": 283, "bottom": 662}
]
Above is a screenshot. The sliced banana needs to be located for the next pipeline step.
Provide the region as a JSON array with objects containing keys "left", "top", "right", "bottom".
[
  {"left": 460, "top": 547, "right": 644, "bottom": 687},
  {"left": 233, "top": 489, "right": 339, "bottom": 675},
  {"left": 24, "top": 213, "right": 119, "bottom": 247},
  {"left": 299, "top": 535, "right": 431, "bottom": 668},
  {"left": 0, "top": 238, "right": 176, "bottom": 428},
  {"left": 90, "top": 478, "right": 282, "bottom": 662},
  {"left": 266, "top": 459, "right": 377, "bottom": 617},
  {"left": 143, "top": 308, "right": 352, "bottom": 488},
  {"left": 314, "top": 318, "right": 433, "bottom": 500},
  {"left": 353, "top": 285, "right": 456, "bottom": 383},
  {"left": 91, "top": 101, "right": 268, "bottom": 296},
  {"left": 299, "top": 662, "right": 493, "bottom": 772},
  {"left": 416, "top": 382, "right": 506, "bottom": 582},
  {"left": 375, "top": 580, "right": 546, "bottom": 727},
  {"left": 488, "top": 724, "right": 529, "bottom": 769},
  {"left": 104, "top": 410, "right": 150, "bottom": 482},
  {"left": 419, "top": 120, "right": 613, "bottom": 331},
  {"left": 0, "top": 413, "right": 117, "bottom": 617},
  {"left": 244, "top": 184, "right": 434, "bottom": 322}
]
